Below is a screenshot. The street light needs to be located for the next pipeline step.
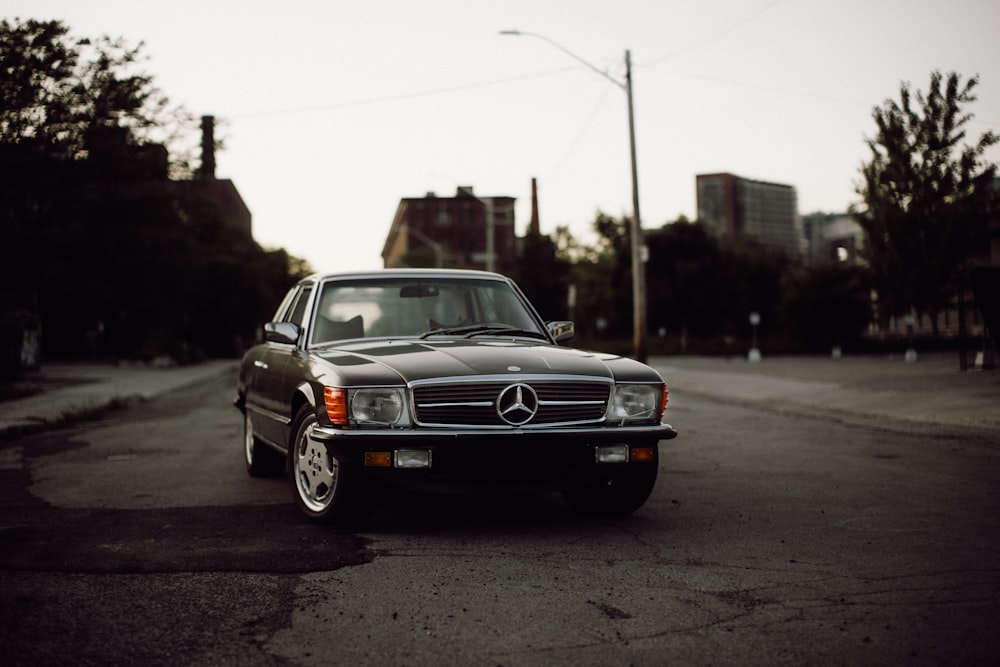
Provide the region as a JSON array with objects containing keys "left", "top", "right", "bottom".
[{"left": 500, "top": 30, "right": 648, "bottom": 362}]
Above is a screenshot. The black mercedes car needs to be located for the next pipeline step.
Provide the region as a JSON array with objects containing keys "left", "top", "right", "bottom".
[{"left": 235, "top": 269, "right": 677, "bottom": 523}]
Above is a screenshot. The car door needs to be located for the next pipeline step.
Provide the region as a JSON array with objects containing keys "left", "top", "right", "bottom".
[{"left": 250, "top": 282, "right": 314, "bottom": 446}]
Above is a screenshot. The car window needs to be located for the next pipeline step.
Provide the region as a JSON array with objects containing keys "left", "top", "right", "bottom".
[
  {"left": 473, "top": 283, "right": 539, "bottom": 330},
  {"left": 310, "top": 277, "right": 544, "bottom": 343},
  {"left": 284, "top": 285, "right": 313, "bottom": 326}
]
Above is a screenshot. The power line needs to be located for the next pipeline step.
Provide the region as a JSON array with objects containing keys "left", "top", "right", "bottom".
[
  {"left": 643, "top": 0, "right": 787, "bottom": 67},
  {"left": 228, "top": 65, "right": 578, "bottom": 119}
]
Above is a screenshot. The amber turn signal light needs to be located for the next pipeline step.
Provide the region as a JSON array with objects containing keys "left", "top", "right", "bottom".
[
  {"left": 364, "top": 451, "right": 392, "bottom": 467},
  {"left": 630, "top": 446, "right": 656, "bottom": 463},
  {"left": 324, "top": 387, "right": 348, "bottom": 425}
]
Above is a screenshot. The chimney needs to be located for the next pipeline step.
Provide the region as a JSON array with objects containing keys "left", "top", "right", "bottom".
[
  {"left": 529, "top": 177, "right": 540, "bottom": 235},
  {"left": 199, "top": 115, "right": 216, "bottom": 180}
]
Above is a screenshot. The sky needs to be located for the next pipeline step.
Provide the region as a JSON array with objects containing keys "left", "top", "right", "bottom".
[{"left": 6, "top": 0, "right": 1000, "bottom": 272}]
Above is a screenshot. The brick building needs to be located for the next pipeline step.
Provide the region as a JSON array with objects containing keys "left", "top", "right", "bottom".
[{"left": 382, "top": 186, "right": 517, "bottom": 274}]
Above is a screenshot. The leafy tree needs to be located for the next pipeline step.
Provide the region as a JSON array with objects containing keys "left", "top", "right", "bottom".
[
  {"left": 0, "top": 19, "right": 79, "bottom": 153},
  {"left": 853, "top": 71, "right": 998, "bottom": 333},
  {"left": 779, "top": 263, "right": 871, "bottom": 352},
  {"left": 1, "top": 19, "right": 192, "bottom": 171},
  {"left": 548, "top": 218, "right": 623, "bottom": 339},
  {"left": 516, "top": 228, "right": 571, "bottom": 322},
  {"left": 575, "top": 213, "right": 633, "bottom": 338},
  {"left": 1, "top": 19, "right": 305, "bottom": 361},
  {"left": 645, "top": 218, "right": 724, "bottom": 348}
]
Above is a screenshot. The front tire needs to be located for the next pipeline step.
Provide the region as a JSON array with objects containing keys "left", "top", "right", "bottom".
[
  {"left": 561, "top": 450, "right": 659, "bottom": 517},
  {"left": 288, "top": 404, "right": 373, "bottom": 523}
]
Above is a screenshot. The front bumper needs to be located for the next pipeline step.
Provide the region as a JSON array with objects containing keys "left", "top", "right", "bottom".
[{"left": 308, "top": 422, "right": 677, "bottom": 495}]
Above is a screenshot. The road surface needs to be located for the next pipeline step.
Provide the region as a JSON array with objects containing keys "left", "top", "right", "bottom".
[{"left": 2, "top": 367, "right": 998, "bottom": 665}]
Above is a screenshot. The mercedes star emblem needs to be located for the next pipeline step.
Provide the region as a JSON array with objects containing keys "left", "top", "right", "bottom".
[{"left": 496, "top": 383, "right": 539, "bottom": 426}]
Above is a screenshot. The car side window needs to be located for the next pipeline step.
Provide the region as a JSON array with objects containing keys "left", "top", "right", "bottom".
[{"left": 284, "top": 285, "right": 314, "bottom": 327}]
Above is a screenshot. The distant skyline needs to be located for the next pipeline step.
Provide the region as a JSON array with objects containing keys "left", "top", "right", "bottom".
[{"left": 6, "top": 0, "right": 999, "bottom": 271}]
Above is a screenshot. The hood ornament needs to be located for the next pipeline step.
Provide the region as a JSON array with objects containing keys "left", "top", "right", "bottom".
[{"left": 496, "top": 383, "right": 538, "bottom": 426}]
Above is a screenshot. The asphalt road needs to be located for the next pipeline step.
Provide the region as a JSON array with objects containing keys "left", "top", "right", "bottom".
[{"left": 2, "top": 368, "right": 998, "bottom": 666}]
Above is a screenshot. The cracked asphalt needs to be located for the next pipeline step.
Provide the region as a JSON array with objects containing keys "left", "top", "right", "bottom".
[{"left": 2, "top": 362, "right": 999, "bottom": 665}]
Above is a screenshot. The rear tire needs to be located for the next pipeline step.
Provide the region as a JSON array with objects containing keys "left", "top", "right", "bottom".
[
  {"left": 244, "top": 409, "right": 283, "bottom": 477},
  {"left": 562, "top": 450, "right": 659, "bottom": 517},
  {"left": 288, "top": 404, "right": 374, "bottom": 524}
]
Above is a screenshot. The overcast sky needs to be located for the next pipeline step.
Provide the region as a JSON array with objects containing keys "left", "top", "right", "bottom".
[{"left": 6, "top": 0, "right": 1000, "bottom": 272}]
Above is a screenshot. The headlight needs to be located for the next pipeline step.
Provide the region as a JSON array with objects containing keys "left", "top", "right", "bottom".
[
  {"left": 607, "top": 384, "right": 661, "bottom": 424},
  {"left": 350, "top": 388, "right": 405, "bottom": 425}
]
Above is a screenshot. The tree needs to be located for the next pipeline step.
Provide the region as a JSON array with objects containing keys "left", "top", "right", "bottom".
[
  {"left": 586, "top": 213, "right": 633, "bottom": 338},
  {"left": 516, "top": 228, "right": 571, "bottom": 322},
  {"left": 0, "top": 19, "right": 192, "bottom": 168},
  {"left": 550, "top": 217, "right": 626, "bottom": 340},
  {"left": 645, "top": 218, "right": 724, "bottom": 349},
  {"left": 0, "top": 19, "right": 79, "bottom": 153},
  {"left": 854, "top": 71, "right": 998, "bottom": 333},
  {"left": 1, "top": 19, "right": 306, "bottom": 361},
  {"left": 779, "top": 263, "right": 871, "bottom": 352}
]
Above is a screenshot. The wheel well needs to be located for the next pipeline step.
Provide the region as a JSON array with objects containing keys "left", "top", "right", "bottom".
[{"left": 291, "top": 391, "right": 311, "bottom": 423}]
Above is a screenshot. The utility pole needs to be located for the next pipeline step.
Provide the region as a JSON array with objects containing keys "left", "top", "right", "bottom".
[
  {"left": 501, "top": 31, "right": 647, "bottom": 361},
  {"left": 625, "top": 50, "right": 647, "bottom": 362}
]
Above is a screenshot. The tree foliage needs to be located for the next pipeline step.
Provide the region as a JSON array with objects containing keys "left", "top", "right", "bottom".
[
  {"left": 0, "top": 19, "right": 193, "bottom": 170},
  {"left": 556, "top": 214, "right": 829, "bottom": 352},
  {"left": 854, "top": 71, "right": 998, "bottom": 330},
  {"left": 778, "top": 263, "right": 871, "bottom": 351},
  {"left": 1, "top": 19, "right": 307, "bottom": 361},
  {"left": 516, "top": 228, "right": 571, "bottom": 321}
]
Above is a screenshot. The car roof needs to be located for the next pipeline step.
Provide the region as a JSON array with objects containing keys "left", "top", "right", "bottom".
[{"left": 303, "top": 269, "right": 511, "bottom": 282}]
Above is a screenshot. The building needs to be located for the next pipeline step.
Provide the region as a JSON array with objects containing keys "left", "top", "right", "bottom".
[
  {"left": 801, "top": 212, "right": 864, "bottom": 265},
  {"left": 382, "top": 186, "right": 517, "bottom": 275},
  {"left": 696, "top": 173, "right": 802, "bottom": 257},
  {"left": 172, "top": 116, "right": 252, "bottom": 238}
]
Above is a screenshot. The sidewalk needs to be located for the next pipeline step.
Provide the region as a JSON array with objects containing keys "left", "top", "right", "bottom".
[
  {"left": 0, "top": 360, "right": 237, "bottom": 438},
  {"left": 649, "top": 352, "right": 1000, "bottom": 432}
]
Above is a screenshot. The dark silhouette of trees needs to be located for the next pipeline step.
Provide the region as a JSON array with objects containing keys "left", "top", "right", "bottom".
[
  {"left": 560, "top": 214, "right": 632, "bottom": 339},
  {"left": 778, "top": 263, "right": 871, "bottom": 352},
  {"left": 645, "top": 219, "right": 726, "bottom": 347},
  {"left": 854, "top": 71, "right": 998, "bottom": 333},
  {"left": 1, "top": 19, "right": 307, "bottom": 361},
  {"left": 554, "top": 214, "right": 826, "bottom": 353},
  {"left": 516, "top": 228, "right": 571, "bottom": 322}
]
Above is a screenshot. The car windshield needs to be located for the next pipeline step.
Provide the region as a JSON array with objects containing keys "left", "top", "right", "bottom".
[{"left": 310, "top": 277, "right": 547, "bottom": 345}]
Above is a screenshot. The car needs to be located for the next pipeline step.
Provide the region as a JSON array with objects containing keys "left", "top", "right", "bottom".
[{"left": 235, "top": 269, "right": 677, "bottom": 523}]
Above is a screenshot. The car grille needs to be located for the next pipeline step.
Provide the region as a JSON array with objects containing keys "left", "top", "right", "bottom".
[{"left": 412, "top": 380, "right": 610, "bottom": 427}]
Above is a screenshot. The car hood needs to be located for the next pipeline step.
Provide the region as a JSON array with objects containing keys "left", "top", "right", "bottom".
[{"left": 313, "top": 339, "right": 640, "bottom": 385}]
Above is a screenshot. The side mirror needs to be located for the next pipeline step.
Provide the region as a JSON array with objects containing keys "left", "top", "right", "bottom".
[
  {"left": 546, "top": 320, "right": 575, "bottom": 343},
  {"left": 263, "top": 321, "right": 301, "bottom": 345}
]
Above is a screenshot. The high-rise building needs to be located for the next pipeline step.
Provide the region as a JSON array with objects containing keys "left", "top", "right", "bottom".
[{"left": 696, "top": 173, "right": 802, "bottom": 257}]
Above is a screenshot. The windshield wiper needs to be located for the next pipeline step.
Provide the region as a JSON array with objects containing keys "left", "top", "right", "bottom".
[
  {"left": 420, "top": 324, "right": 495, "bottom": 339},
  {"left": 420, "top": 324, "right": 547, "bottom": 340},
  {"left": 464, "top": 327, "right": 549, "bottom": 340}
]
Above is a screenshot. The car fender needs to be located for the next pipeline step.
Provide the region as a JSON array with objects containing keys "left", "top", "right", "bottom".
[{"left": 293, "top": 380, "right": 319, "bottom": 411}]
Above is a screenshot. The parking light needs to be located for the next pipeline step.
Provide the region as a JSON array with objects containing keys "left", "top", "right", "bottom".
[
  {"left": 364, "top": 452, "right": 392, "bottom": 467},
  {"left": 630, "top": 446, "right": 656, "bottom": 462}
]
